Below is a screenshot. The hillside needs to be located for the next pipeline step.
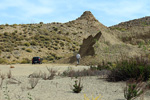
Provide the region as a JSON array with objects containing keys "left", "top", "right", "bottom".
[
  {"left": 109, "top": 16, "right": 150, "bottom": 49},
  {"left": 0, "top": 11, "right": 149, "bottom": 64}
]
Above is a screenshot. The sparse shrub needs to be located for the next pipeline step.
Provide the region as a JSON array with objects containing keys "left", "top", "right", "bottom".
[
  {"left": 12, "top": 24, "right": 17, "bottom": 26},
  {"left": 30, "top": 41, "right": 37, "bottom": 45},
  {"left": 7, "top": 56, "right": 11, "bottom": 59},
  {"left": 124, "top": 77, "right": 148, "bottom": 100},
  {"left": 14, "top": 30, "right": 18, "bottom": 33},
  {"left": 7, "top": 69, "right": 12, "bottom": 78},
  {"left": 53, "top": 27, "right": 58, "bottom": 31},
  {"left": 60, "top": 42, "right": 64, "bottom": 47},
  {"left": 62, "top": 67, "right": 110, "bottom": 78},
  {"left": 21, "top": 58, "right": 31, "bottom": 64},
  {"left": 45, "top": 67, "right": 57, "bottom": 80},
  {"left": 72, "top": 32, "right": 77, "bottom": 35},
  {"left": 39, "top": 22, "right": 44, "bottom": 24},
  {"left": 97, "top": 61, "right": 116, "bottom": 70},
  {"left": 53, "top": 46, "right": 58, "bottom": 50},
  {"left": 24, "top": 42, "right": 30, "bottom": 46},
  {"left": 4, "top": 32, "right": 9, "bottom": 36},
  {"left": 55, "top": 56, "right": 62, "bottom": 60},
  {"left": 29, "top": 68, "right": 57, "bottom": 80},
  {"left": 43, "top": 55, "right": 55, "bottom": 61},
  {"left": 29, "top": 78, "right": 39, "bottom": 89},
  {"left": 71, "top": 79, "right": 83, "bottom": 93},
  {"left": 0, "top": 25, "right": 5, "bottom": 29},
  {"left": 5, "top": 48, "right": 12, "bottom": 52},
  {"left": 138, "top": 41, "right": 144, "bottom": 48},
  {"left": 38, "top": 49, "right": 42, "bottom": 52},
  {"left": 5, "top": 23, "right": 9, "bottom": 26},
  {"left": 57, "top": 30, "right": 62, "bottom": 34},
  {"left": 27, "top": 93, "right": 34, "bottom": 100},
  {"left": 3, "top": 85, "right": 11, "bottom": 100},
  {"left": 22, "top": 47, "right": 25, "bottom": 50},
  {"left": 0, "top": 58, "right": 8, "bottom": 64},
  {"left": 108, "top": 56, "right": 150, "bottom": 81},
  {"left": 0, "top": 46, "right": 4, "bottom": 51},
  {"left": 110, "top": 27, "right": 126, "bottom": 31},
  {"left": 26, "top": 48, "right": 32, "bottom": 53},
  {"left": 0, "top": 73, "right": 5, "bottom": 88},
  {"left": 66, "top": 32, "right": 69, "bottom": 35},
  {"left": 42, "top": 59, "right": 48, "bottom": 63}
]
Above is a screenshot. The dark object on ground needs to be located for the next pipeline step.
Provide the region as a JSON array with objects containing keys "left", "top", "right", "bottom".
[{"left": 32, "top": 57, "right": 42, "bottom": 64}]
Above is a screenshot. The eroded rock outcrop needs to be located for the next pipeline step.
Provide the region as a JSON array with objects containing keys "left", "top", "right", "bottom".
[
  {"left": 79, "top": 31, "right": 102, "bottom": 57},
  {"left": 69, "top": 31, "right": 102, "bottom": 63}
]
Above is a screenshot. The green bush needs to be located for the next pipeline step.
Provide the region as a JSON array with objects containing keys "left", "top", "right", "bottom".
[
  {"left": 39, "top": 22, "right": 44, "bottom": 24},
  {"left": 21, "top": 58, "right": 31, "bottom": 64},
  {"left": 72, "top": 32, "right": 77, "bottom": 35},
  {"left": 53, "top": 27, "right": 58, "bottom": 31},
  {"left": 71, "top": 79, "right": 83, "bottom": 93},
  {"left": 44, "top": 56, "right": 55, "bottom": 61},
  {"left": 108, "top": 56, "right": 150, "bottom": 81},
  {"left": 0, "top": 25, "right": 5, "bottom": 29},
  {"left": 5, "top": 23, "right": 9, "bottom": 26},
  {"left": 26, "top": 48, "right": 32, "bottom": 52},
  {"left": 0, "top": 58, "right": 8, "bottom": 64},
  {"left": 124, "top": 78, "right": 147, "bottom": 100},
  {"left": 24, "top": 42, "right": 30, "bottom": 46},
  {"left": 14, "top": 30, "right": 18, "bottom": 33},
  {"left": 62, "top": 67, "right": 108, "bottom": 77},
  {"left": 30, "top": 41, "right": 37, "bottom": 45},
  {"left": 4, "top": 32, "right": 9, "bottom": 36},
  {"left": 22, "top": 47, "right": 25, "bottom": 50}
]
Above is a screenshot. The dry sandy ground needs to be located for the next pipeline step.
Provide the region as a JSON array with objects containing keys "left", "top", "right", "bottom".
[{"left": 0, "top": 64, "right": 150, "bottom": 100}]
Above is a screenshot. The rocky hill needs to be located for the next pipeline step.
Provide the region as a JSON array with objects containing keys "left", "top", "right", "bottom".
[
  {"left": 110, "top": 16, "right": 150, "bottom": 46},
  {"left": 0, "top": 11, "right": 149, "bottom": 64}
]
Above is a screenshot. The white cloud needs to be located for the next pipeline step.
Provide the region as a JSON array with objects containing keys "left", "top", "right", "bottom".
[{"left": 0, "top": 0, "right": 53, "bottom": 17}]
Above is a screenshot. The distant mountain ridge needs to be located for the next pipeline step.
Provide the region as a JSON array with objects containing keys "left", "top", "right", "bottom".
[{"left": 110, "top": 16, "right": 150, "bottom": 29}]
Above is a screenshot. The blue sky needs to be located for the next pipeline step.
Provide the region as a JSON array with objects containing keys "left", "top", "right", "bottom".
[{"left": 0, "top": 0, "right": 150, "bottom": 26}]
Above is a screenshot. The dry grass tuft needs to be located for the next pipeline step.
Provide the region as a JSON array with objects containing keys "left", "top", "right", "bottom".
[
  {"left": 28, "top": 67, "right": 57, "bottom": 80},
  {"left": 0, "top": 73, "right": 5, "bottom": 88},
  {"left": 29, "top": 78, "right": 39, "bottom": 89},
  {"left": 7, "top": 69, "right": 12, "bottom": 79}
]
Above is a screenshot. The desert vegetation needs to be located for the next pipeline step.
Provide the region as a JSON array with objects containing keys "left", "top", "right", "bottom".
[
  {"left": 0, "top": 11, "right": 150, "bottom": 100},
  {"left": 0, "top": 55, "right": 150, "bottom": 100},
  {"left": 107, "top": 56, "right": 150, "bottom": 82}
]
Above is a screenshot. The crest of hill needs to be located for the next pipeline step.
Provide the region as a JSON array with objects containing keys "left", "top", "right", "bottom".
[
  {"left": 66, "top": 11, "right": 107, "bottom": 33},
  {"left": 65, "top": 11, "right": 120, "bottom": 45},
  {"left": 77, "top": 11, "right": 99, "bottom": 21},
  {"left": 110, "top": 16, "right": 150, "bottom": 29},
  {"left": 66, "top": 12, "right": 143, "bottom": 64},
  {"left": 109, "top": 16, "right": 150, "bottom": 45}
]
